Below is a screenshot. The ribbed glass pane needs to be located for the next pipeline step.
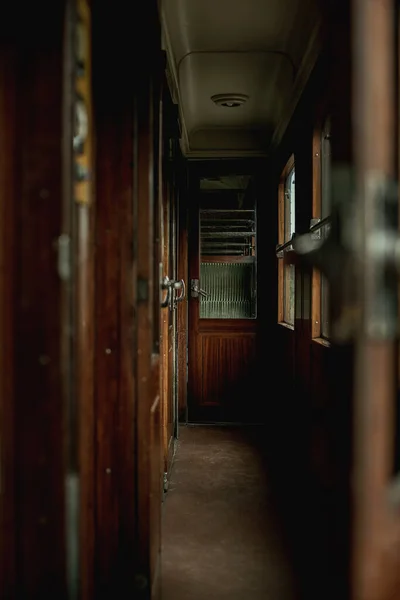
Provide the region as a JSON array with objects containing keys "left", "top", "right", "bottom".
[{"left": 199, "top": 262, "right": 256, "bottom": 319}]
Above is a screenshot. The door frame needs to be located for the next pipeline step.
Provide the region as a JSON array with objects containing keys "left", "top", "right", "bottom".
[{"left": 186, "top": 159, "right": 264, "bottom": 424}]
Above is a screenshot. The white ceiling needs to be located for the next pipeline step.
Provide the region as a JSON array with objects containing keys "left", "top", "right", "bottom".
[{"left": 159, "top": 0, "right": 322, "bottom": 158}]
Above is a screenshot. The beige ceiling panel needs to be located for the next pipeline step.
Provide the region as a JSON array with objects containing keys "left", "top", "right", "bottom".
[
  {"left": 161, "top": 0, "right": 301, "bottom": 61},
  {"left": 189, "top": 127, "right": 272, "bottom": 152},
  {"left": 160, "top": 0, "right": 322, "bottom": 156},
  {"left": 179, "top": 51, "right": 293, "bottom": 138}
]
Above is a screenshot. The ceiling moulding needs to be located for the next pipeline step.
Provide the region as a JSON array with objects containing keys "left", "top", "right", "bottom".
[
  {"left": 165, "top": 64, "right": 179, "bottom": 105},
  {"left": 159, "top": 6, "right": 191, "bottom": 151},
  {"left": 269, "top": 17, "right": 322, "bottom": 150},
  {"left": 177, "top": 49, "right": 297, "bottom": 82},
  {"left": 180, "top": 125, "right": 271, "bottom": 158},
  {"left": 188, "top": 124, "right": 273, "bottom": 149},
  {"left": 178, "top": 143, "right": 269, "bottom": 159}
]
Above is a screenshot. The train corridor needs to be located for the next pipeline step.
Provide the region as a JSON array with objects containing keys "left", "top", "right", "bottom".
[{"left": 161, "top": 425, "right": 296, "bottom": 600}]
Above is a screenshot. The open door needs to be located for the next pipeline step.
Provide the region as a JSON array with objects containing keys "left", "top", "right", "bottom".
[
  {"left": 160, "top": 166, "right": 182, "bottom": 485},
  {"left": 187, "top": 167, "right": 258, "bottom": 423},
  {"left": 295, "top": 0, "right": 400, "bottom": 597},
  {"left": 134, "top": 5, "right": 164, "bottom": 598},
  {"left": 134, "top": 69, "right": 163, "bottom": 600},
  {"left": 160, "top": 70, "right": 183, "bottom": 488},
  {"left": 349, "top": 0, "right": 400, "bottom": 597}
]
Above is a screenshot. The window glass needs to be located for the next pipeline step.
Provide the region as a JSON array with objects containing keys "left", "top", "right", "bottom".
[
  {"left": 320, "top": 118, "right": 331, "bottom": 339},
  {"left": 283, "top": 165, "right": 295, "bottom": 326},
  {"left": 199, "top": 175, "right": 257, "bottom": 319}
]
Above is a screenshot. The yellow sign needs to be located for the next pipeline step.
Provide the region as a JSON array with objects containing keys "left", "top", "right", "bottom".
[{"left": 74, "top": 0, "right": 92, "bottom": 205}]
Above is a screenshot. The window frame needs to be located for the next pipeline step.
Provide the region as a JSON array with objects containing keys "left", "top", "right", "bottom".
[
  {"left": 278, "top": 153, "right": 296, "bottom": 329},
  {"left": 311, "top": 118, "right": 331, "bottom": 346}
]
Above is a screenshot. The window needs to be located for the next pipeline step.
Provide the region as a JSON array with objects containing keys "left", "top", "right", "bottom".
[
  {"left": 278, "top": 155, "right": 295, "bottom": 327},
  {"left": 312, "top": 117, "right": 331, "bottom": 342},
  {"left": 199, "top": 175, "right": 257, "bottom": 320}
]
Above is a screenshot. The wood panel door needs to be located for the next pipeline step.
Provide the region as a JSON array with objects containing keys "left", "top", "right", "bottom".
[
  {"left": 0, "top": 1, "right": 76, "bottom": 597},
  {"left": 160, "top": 174, "right": 178, "bottom": 483},
  {"left": 187, "top": 169, "right": 258, "bottom": 423},
  {"left": 309, "top": 0, "right": 400, "bottom": 598},
  {"left": 160, "top": 73, "right": 181, "bottom": 486},
  {"left": 134, "top": 40, "right": 164, "bottom": 600},
  {"left": 348, "top": 0, "right": 400, "bottom": 598}
]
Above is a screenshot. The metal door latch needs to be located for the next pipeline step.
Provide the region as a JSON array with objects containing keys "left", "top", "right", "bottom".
[
  {"left": 161, "top": 275, "right": 186, "bottom": 309},
  {"left": 190, "top": 279, "right": 208, "bottom": 298},
  {"left": 172, "top": 279, "right": 186, "bottom": 307}
]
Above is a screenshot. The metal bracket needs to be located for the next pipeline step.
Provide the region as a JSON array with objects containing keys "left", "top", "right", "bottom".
[
  {"left": 275, "top": 233, "right": 296, "bottom": 258},
  {"left": 310, "top": 218, "right": 322, "bottom": 241},
  {"left": 361, "top": 174, "right": 398, "bottom": 338}
]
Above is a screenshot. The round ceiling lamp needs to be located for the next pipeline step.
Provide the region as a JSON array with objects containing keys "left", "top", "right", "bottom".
[{"left": 210, "top": 93, "right": 249, "bottom": 108}]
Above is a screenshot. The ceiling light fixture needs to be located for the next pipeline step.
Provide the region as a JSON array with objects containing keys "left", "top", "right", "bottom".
[{"left": 211, "top": 93, "right": 249, "bottom": 108}]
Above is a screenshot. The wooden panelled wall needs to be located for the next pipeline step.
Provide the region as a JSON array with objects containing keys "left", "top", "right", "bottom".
[
  {"left": 265, "top": 4, "right": 354, "bottom": 598},
  {"left": 92, "top": 0, "right": 136, "bottom": 594},
  {"left": 93, "top": 1, "right": 165, "bottom": 597},
  {"left": 0, "top": 2, "right": 69, "bottom": 597},
  {"left": 0, "top": 0, "right": 169, "bottom": 598}
]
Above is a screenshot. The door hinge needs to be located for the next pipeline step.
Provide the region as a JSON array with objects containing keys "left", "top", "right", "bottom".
[
  {"left": 57, "top": 234, "right": 71, "bottom": 282},
  {"left": 134, "top": 573, "right": 149, "bottom": 592},
  {"left": 137, "top": 277, "right": 149, "bottom": 302},
  {"left": 163, "top": 471, "right": 169, "bottom": 493}
]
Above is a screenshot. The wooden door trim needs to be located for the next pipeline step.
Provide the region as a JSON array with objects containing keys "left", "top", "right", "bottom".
[{"left": 350, "top": 0, "right": 398, "bottom": 595}]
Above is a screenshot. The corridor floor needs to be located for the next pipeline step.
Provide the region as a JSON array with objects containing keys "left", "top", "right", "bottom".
[{"left": 161, "top": 424, "right": 296, "bottom": 600}]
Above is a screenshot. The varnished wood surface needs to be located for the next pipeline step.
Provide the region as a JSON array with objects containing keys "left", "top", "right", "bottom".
[
  {"left": 74, "top": 1, "right": 95, "bottom": 597},
  {"left": 177, "top": 177, "right": 189, "bottom": 422},
  {"left": 0, "top": 3, "right": 68, "bottom": 597},
  {"left": 92, "top": 1, "right": 137, "bottom": 595},
  {"left": 134, "top": 5, "right": 164, "bottom": 595},
  {"left": 0, "top": 38, "right": 17, "bottom": 597},
  {"left": 161, "top": 179, "right": 173, "bottom": 474},
  {"left": 270, "top": 23, "right": 352, "bottom": 597}
]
